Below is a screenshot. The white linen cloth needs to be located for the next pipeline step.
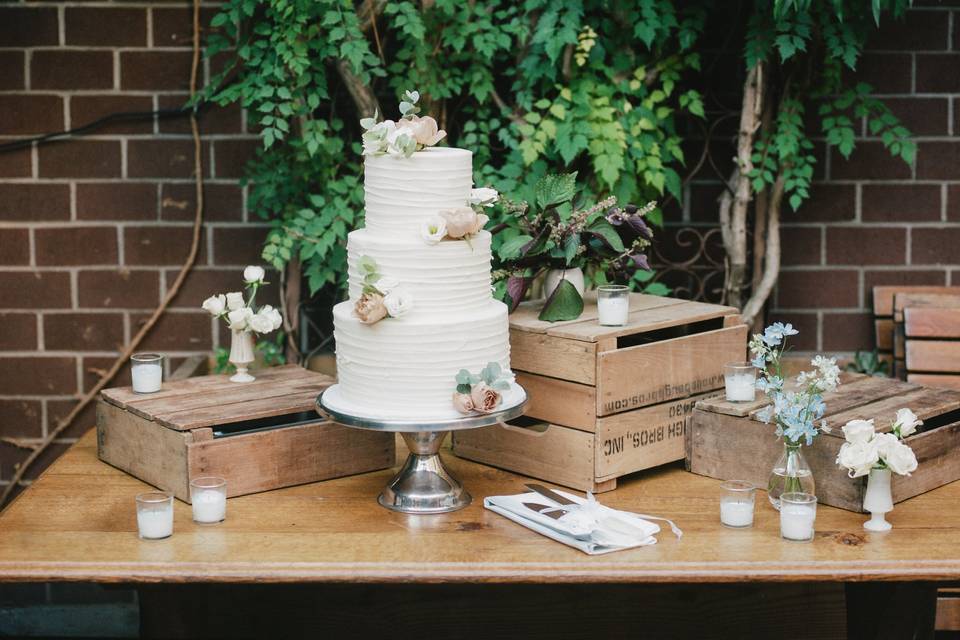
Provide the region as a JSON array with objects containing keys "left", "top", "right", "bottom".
[{"left": 484, "top": 489, "right": 682, "bottom": 555}]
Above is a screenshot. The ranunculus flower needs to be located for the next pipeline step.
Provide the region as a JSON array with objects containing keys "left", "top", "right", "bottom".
[
  {"left": 419, "top": 216, "right": 448, "bottom": 245},
  {"left": 202, "top": 294, "right": 226, "bottom": 316},
  {"left": 452, "top": 392, "right": 475, "bottom": 414},
  {"left": 354, "top": 293, "right": 387, "bottom": 324},
  {"left": 469, "top": 187, "right": 499, "bottom": 207},
  {"left": 885, "top": 441, "right": 918, "bottom": 476},
  {"left": 469, "top": 382, "right": 501, "bottom": 414},
  {"left": 243, "top": 265, "right": 266, "bottom": 284},
  {"left": 439, "top": 207, "right": 487, "bottom": 239},
  {"left": 227, "top": 307, "right": 254, "bottom": 331},
  {"left": 383, "top": 289, "right": 414, "bottom": 318},
  {"left": 397, "top": 115, "right": 446, "bottom": 147},
  {"left": 375, "top": 276, "right": 400, "bottom": 295},
  {"left": 837, "top": 440, "right": 879, "bottom": 478},
  {"left": 225, "top": 291, "right": 245, "bottom": 311},
  {"left": 249, "top": 310, "right": 274, "bottom": 334},
  {"left": 894, "top": 407, "right": 922, "bottom": 438},
  {"left": 841, "top": 418, "right": 875, "bottom": 444}
]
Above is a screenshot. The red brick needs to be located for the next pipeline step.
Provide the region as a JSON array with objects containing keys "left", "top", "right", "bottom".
[
  {"left": 158, "top": 94, "right": 243, "bottom": 135},
  {"left": 0, "top": 148, "right": 31, "bottom": 178},
  {"left": 877, "top": 98, "right": 949, "bottom": 137},
  {"left": 124, "top": 226, "right": 206, "bottom": 266},
  {"left": 779, "top": 226, "right": 821, "bottom": 266},
  {"left": 0, "top": 184, "right": 70, "bottom": 221},
  {"left": 916, "top": 142, "right": 960, "bottom": 180},
  {"left": 213, "top": 139, "right": 259, "bottom": 179},
  {"left": 31, "top": 51, "right": 114, "bottom": 91},
  {"left": 131, "top": 311, "right": 212, "bottom": 351},
  {"left": 862, "top": 184, "right": 941, "bottom": 222},
  {"left": 0, "top": 313, "right": 37, "bottom": 350},
  {"left": 916, "top": 54, "right": 960, "bottom": 93},
  {"left": 0, "top": 400, "right": 43, "bottom": 439},
  {"left": 70, "top": 95, "right": 154, "bottom": 136},
  {"left": 78, "top": 269, "right": 160, "bottom": 309},
  {"left": 0, "top": 95, "right": 63, "bottom": 135},
  {"left": 785, "top": 184, "right": 856, "bottom": 223},
  {"left": 866, "top": 10, "right": 949, "bottom": 51},
  {"left": 161, "top": 183, "right": 242, "bottom": 222},
  {"left": 35, "top": 226, "right": 119, "bottom": 266},
  {"left": 762, "top": 312, "right": 818, "bottom": 351},
  {"left": 76, "top": 183, "right": 157, "bottom": 221},
  {"left": 78, "top": 355, "right": 130, "bottom": 395},
  {"left": 48, "top": 398, "right": 98, "bottom": 439},
  {"left": 0, "top": 7, "right": 58, "bottom": 46},
  {"left": 0, "top": 357, "right": 77, "bottom": 395},
  {"left": 0, "top": 51, "right": 24, "bottom": 90},
  {"left": 912, "top": 228, "right": 960, "bottom": 264},
  {"left": 0, "top": 272, "right": 72, "bottom": 309},
  {"left": 44, "top": 312, "right": 124, "bottom": 351},
  {"left": 65, "top": 7, "right": 147, "bottom": 46},
  {"left": 212, "top": 226, "right": 269, "bottom": 265},
  {"left": 830, "top": 142, "right": 912, "bottom": 181},
  {"left": 826, "top": 227, "right": 906, "bottom": 265},
  {"left": 848, "top": 53, "right": 912, "bottom": 94},
  {"left": 822, "top": 312, "right": 874, "bottom": 352},
  {"left": 948, "top": 185, "right": 960, "bottom": 222},
  {"left": 152, "top": 7, "right": 220, "bottom": 48},
  {"left": 776, "top": 269, "right": 859, "bottom": 309},
  {"left": 38, "top": 141, "right": 122, "bottom": 179},
  {"left": 0, "top": 229, "right": 29, "bottom": 265},
  {"left": 127, "top": 139, "right": 208, "bottom": 179},
  {"left": 120, "top": 51, "right": 193, "bottom": 91},
  {"left": 168, "top": 267, "right": 279, "bottom": 309}
]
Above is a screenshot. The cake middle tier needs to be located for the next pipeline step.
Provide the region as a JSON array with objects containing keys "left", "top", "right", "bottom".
[{"left": 347, "top": 228, "right": 494, "bottom": 314}]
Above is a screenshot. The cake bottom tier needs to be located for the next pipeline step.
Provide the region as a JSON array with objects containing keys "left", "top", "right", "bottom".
[{"left": 332, "top": 299, "right": 512, "bottom": 419}]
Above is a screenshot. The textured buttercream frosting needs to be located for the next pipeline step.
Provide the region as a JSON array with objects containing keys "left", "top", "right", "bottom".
[{"left": 332, "top": 146, "right": 512, "bottom": 418}]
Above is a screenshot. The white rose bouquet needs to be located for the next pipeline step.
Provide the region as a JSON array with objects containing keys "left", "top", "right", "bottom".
[
  {"left": 836, "top": 408, "right": 922, "bottom": 478},
  {"left": 201, "top": 265, "right": 282, "bottom": 335}
]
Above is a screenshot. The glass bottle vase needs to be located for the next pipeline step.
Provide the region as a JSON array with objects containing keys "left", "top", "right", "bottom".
[{"left": 768, "top": 442, "right": 815, "bottom": 510}]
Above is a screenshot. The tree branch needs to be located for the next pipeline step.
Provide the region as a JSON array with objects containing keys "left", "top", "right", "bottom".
[
  {"left": 741, "top": 171, "right": 783, "bottom": 326},
  {"left": 336, "top": 59, "right": 379, "bottom": 117}
]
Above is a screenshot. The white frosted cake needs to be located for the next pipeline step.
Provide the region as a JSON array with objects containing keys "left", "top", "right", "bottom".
[{"left": 331, "top": 146, "right": 516, "bottom": 419}]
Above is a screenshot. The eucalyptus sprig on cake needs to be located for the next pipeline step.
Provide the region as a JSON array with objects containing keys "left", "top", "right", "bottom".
[
  {"left": 492, "top": 172, "right": 655, "bottom": 322},
  {"left": 452, "top": 362, "right": 512, "bottom": 415},
  {"left": 353, "top": 255, "right": 413, "bottom": 324},
  {"left": 360, "top": 90, "right": 446, "bottom": 158}
]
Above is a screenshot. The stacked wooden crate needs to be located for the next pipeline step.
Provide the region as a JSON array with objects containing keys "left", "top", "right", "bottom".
[
  {"left": 872, "top": 285, "right": 960, "bottom": 378},
  {"left": 453, "top": 294, "right": 747, "bottom": 492}
]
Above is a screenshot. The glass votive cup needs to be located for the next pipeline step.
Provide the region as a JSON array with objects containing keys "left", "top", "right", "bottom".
[
  {"left": 131, "top": 353, "right": 163, "bottom": 394},
  {"left": 724, "top": 362, "right": 757, "bottom": 402},
  {"left": 190, "top": 476, "right": 227, "bottom": 524},
  {"left": 780, "top": 492, "right": 817, "bottom": 542},
  {"left": 136, "top": 491, "right": 173, "bottom": 540},
  {"left": 597, "top": 285, "right": 630, "bottom": 326},
  {"left": 719, "top": 480, "right": 756, "bottom": 528}
]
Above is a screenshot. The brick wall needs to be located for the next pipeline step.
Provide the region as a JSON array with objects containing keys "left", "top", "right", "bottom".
[{"left": 0, "top": 1, "right": 261, "bottom": 496}]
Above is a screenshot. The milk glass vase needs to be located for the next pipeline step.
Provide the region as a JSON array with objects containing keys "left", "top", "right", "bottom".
[
  {"left": 768, "top": 440, "right": 815, "bottom": 510},
  {"left": 229, "top": 329, "right": 256, "bottom": 383},
  {"left": 862, "top": 468, "right": 894, "bottom": 532}
]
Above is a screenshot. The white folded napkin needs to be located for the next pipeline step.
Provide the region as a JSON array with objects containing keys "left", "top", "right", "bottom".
[{"left": 484, "top": 489, "right": 682, "bottom": 555}]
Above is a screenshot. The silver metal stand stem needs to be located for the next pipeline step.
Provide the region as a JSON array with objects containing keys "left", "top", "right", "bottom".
[{"left": 379, "top": 431, "right": 468, "bottom": 513}]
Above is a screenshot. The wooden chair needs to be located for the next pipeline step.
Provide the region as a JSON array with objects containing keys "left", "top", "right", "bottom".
[
  {"left": 872, "top": 286, "right": 960, "bottom": 379},
  {"left": 900, "top": 293, "right": 960, "bottom": 390}
]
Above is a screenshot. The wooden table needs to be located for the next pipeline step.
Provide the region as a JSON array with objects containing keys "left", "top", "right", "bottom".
[{"left": 1, "top": 432, "right": 958, "bottom": 638}]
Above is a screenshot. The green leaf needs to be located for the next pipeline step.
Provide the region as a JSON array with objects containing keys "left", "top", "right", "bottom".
[
  {"left": 538, "top": 279, "right": 584, "bottom": 322},
  {"left": 499, "top": 234, "right": 534, "bottom": 260},
  {"left": 535, "top": 173, "right": 577, "bottom": 208},
  {"left": 586, "top": 219, "right": 625, "bottom": 252},
  {"left": 562, "top": 233, "right": 580, "bottom": 265}
]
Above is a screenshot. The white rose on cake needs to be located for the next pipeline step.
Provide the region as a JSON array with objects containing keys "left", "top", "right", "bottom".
[
  {"left": 375, "top": 276, "right": 400, "bottom": 295},
  {"left": 837, "top": 440, "right": 879, "bottom": 478},
  {"left": 243, "top": 265, "right": 266, "bottom": 284},
  {"left": 841, "top": 419, "right": 875, "bottom": 444},
  {"left": 225, "top": 291, "right": 246, "bottom": 311},
  {"left": 894, "top": 408, "right": 922, "bottom": 437},
  {"left": 383, "top": 289, "right": 414, "bottom": 318},
  {"left": 419, "top": 216, "right": 448, "bottom": 245},
  {"left": 202, "top": 294, "right": 226, "bottom": 316},
  {"left": 469, "top": 187, "right": 499, "bottom": 207}
]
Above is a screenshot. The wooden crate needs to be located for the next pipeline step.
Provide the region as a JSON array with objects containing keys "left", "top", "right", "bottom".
[
  {"left": 872, "top": 286, "right": 960, "bottom": 378},
  {"left": 453, "top": 294, "right": 747, "bottom": 492},
  {"left": 687, "top": 373, "right": 960, "bottom": 512},
  {"left": 97, "top": 365, "right": 395, "bottom": 502}
]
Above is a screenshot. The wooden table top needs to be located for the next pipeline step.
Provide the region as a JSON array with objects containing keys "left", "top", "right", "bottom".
[{"left": 2, "top": 431, "right": 960, "bottom": 584}]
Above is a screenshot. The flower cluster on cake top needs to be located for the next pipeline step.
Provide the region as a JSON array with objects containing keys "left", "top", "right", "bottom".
[
  {"left": 361, "top": 90, "right": 446, "bottom": 158},
  {"left": 353, "top": 255, "right": 414, "bottom": 324}
]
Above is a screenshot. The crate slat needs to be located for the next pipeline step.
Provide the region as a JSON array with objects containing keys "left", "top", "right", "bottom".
[
  {"left": 905, "top": 307, "right": 960, "bottom": 338},
  {"left": 514, "top": 372, "right": 597, "bottom": 432},
  {"left": 907, "top": 341, "right": 960, "bottom": 374},
  {"left": 546, "top": 300, "right": 736, "bottom": 342},
  {"left": 908, "top": 373, "right": 960, "bottom": 390}
]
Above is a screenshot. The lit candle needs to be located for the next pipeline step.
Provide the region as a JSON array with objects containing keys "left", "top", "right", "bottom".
[
  {"left": 724, "top": 362, "right": 756, "bottom": 402},
  {"left": 597, "top": 285, "right": 630, "bottom": 326},
  {"left": 190, "top": 476, "right": 227, "bottom": 524},
  {"left": 719, "top": 480, "right": 755, "bottom": 528},
  {"left": 131, "top": 353, "right": 163, "bottom": 393},
  {"left": 136, "top": 492, "right": 173, "bottom": 540},
  {"left": 780, "top": 492, "right": 817, "bottom": 542}
]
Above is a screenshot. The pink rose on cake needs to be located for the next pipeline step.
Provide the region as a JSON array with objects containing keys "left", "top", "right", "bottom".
[
  {"left": 452, "top": 362, "right": 512, "bottom": 415},
  {"left": 439, "top": 207, "right": 488, "bottom": 239},
  {"left": 352, "top": 255, "right": 414, "bottom": 325},
  {"left": 397, "top": 115, "right": 446, "bottom": 147},
  {"left": 354, "top": 292, "right": 388, "bottom": 324},
  {"left": 469, "top": 382, "right": 501, "bottom": 414}
]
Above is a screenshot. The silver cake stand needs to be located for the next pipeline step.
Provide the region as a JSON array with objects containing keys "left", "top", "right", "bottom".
[{"left": 317, "top": 385, "right": 527, "bottom": 514}]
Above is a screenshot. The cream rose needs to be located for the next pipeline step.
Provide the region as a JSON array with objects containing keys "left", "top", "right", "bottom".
[
  {"left": 894, "top": 407, "right": 922, "bottom": 438},
  {"left": 837, "top": 440, "right": 879, "bottom": 478},
  {"left": 243, "top": 265, "right": 266, "bottom": 284},
  {"left": 841, "top": 418, "right": 875, "bottom": 444},
  {"left": 469, "top": 382, "right": 501, "bottom": 414},
  {"left": 383, "top": 289, "right": 414, "bottom": 318},
  {"left": 873, "top": 432, "right": 899, "bottom": 458},
  {"left": 202, "top": 294, "right": 226, "bottom": 316},
  {"left": 225, "top": 291, "right": 246, "bottom": 311},
  {"left": 419, "top": 216, "right": 448, "bottom": 245},
  {"left": 439, "top": 208, "right": 487, "bottom": 239},
  {"left": 884, "top": 441, "right": 918, "bottom": 476},
  {"left": 469, "top": 187, "right": 499, "bottom": 207},
  {"left": 227, "top": 307, "right": 254, "bottom": 331},
  {"left": 452, "top": 392, "right": 475, "bottom": 414},
  {"left": 397, "top": 115, "right": 446, "bottom": 146},
  {"left": 354, "top": 292, "right": 387, "bottom": 324},
  {"left": 249, "top": 310, "right": 274, "bottom": 334},
  {"left": 262, "top": 305, "right": 283, "bottom": 330}
]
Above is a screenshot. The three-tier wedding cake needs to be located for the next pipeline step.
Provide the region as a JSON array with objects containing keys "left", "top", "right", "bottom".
[{"left": 327, "top": 93, "right": 520, "bottom": 420}]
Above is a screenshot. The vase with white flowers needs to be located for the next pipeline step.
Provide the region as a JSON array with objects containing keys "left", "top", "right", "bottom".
[
  {"left": 836, "top": 408, "right": 921, "bottom": 531},
  {"left": 202, "top": 265, "right": 282, "bottom": 383},
  {"left": 751, "top": 322, "right": 842, "bottom": 509}
]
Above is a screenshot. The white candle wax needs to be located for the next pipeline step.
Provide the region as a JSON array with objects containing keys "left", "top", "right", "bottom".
[
  {"left": 725, "top": 373, "right": 756, "bottom": 402},
  {"left": 192, "top": 489, "right": 226, "bottom": 524},
  {"left": 598, "top": 296, "right": 629, "bottom": 326},
  {"left": 720, "top": 499, "right": 754, "bottom": 527},
  {"left": 780, "top": 503, "right": 816, "bottom": 541},
  {"left": 132, "top": 363, "right": 162, "bottom": 393},
  {"left": 137, "top": 506, "right": 173, "bottom": 539}
]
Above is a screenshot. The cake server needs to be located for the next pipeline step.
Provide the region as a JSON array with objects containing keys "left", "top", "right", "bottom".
[{"left": 524, "top": 483, "right": 651, "bottom": 540}]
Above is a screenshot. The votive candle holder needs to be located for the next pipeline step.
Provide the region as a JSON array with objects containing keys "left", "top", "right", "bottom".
[
  {"left": 136, "top": 491, "right": 174, "bottom": 540},
  {"left": 597, "top": 285, "right": 630, "bottom": 326},
  {"left": 190, "top": 476, "right": 227, "bottom": 524},
  {"left": 131, "top": 353, "right": 163, "bottom": 394},
  {"left": 724, "top": 362, "right": 757, "bottom": 402},
  {"left": 780, "top": 492, "right": 817, "bottom": 542},
  {"left": 719, "top": 480, "right": 756, "bottom": 528}
]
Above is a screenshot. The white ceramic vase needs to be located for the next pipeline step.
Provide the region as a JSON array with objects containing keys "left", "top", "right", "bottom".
[
  {"left": 229, "top": 329, "right": 256, "bottom": 383},
  {"left": 543, "top": 267, "right": 585, "bottom": 299},
  {"left": 863, "top": 467, "right": 893, "bottom": 532}
]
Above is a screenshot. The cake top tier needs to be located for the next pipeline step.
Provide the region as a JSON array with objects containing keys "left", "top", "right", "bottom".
[{"left": 364, "top": 147, "right": 473, "bottom": 237}]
